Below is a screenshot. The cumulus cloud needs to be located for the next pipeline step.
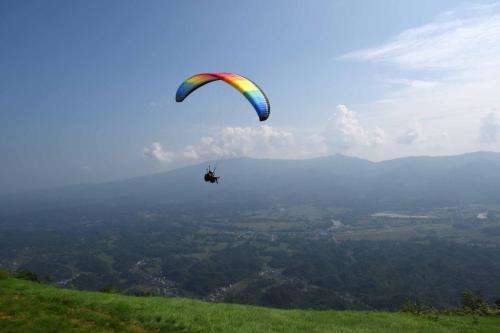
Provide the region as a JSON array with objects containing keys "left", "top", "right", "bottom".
[
  {"left": 143, "top": 104, "right": 391, "bottom": 165},
  {"left": 316, "top": 105, "right": 386, "bottom": 153},
  {"left": 396, "top": 122, "right": 425, "bottom": 146},
  {"left": 181, "top": 125, "right": 297, "bottom": 161},
  {"left": 371, "top": 126, "right": 387, "bottom": 146},
  {"left": 143, "top": 142, "right": 175, "bottom": 162},
  {"left": 144, "top": 126, "right": 298, "bottom": 165},
  {"left": 479, "top": 113, "right": 500, "bottom": 143}
]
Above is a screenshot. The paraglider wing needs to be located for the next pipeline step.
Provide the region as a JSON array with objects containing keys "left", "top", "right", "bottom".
[{"left": 175, "top": 72, "right": 270, "bottom": 121}]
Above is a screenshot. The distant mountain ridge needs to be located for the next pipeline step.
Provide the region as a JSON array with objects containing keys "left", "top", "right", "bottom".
[{"left": 2, "top": 151, "right": 500, "bottom": 216}]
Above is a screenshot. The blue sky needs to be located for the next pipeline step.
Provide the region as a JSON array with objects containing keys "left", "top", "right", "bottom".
[{"left": 1, "top": 1, "right": 499, "bottom": 193}]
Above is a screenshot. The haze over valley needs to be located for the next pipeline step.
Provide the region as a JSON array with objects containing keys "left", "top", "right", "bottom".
[{"left": 2, "top": 152, "right": 500, "bottom": 310}]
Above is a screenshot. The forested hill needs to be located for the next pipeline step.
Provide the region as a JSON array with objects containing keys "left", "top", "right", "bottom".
[
  {"left": 2, "top": 151, "right": 500, "bottom": 216},
  {"left": 1, "top": 276, "right": 499, "bottom": 333}
]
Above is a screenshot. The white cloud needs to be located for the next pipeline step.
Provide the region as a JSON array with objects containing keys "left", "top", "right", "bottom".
[
  {"left": 383, "top": 78, "right": 439, "bottom": 90},
  {"left": 181, "top": 125, "right": 297, "bottom": 161},
  {"left": 339, "top": 3, "right": 500, "bottom": 156},
  {"left": 144, "top": 104, "right": 389, "bottom": 165},
  {"left": 144, "top": 126, "right": 298, "bottom": 165},
  {"left": 146, "top": 100, "right": 174, "bottom": 112},
  {"left": 371, "top": 126, "right": 387, "bottom": 146},
  {"left": 396, "top": 122, "right": 425, "bottom": 146},
  {"left": 342, "top": 4, "right": 500, "bottom": 73},
  {"left": 316, "top": 104, "right": 386, "bottom": 153},
  {"left": 479, "top": 112, "right": 500, "bottom": 143},
  {"left": 143, "top": 142, "right": 175, "bottom": 163}
]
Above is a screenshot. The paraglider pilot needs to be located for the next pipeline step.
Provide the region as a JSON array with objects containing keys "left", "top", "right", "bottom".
[{"left": 204, "top": 165, "right": 220, "bottom": 184}]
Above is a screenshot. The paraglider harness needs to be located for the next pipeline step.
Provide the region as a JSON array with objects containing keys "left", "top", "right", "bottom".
[{"left": 204, "top": 165, "right": 220, "bottom": 184}]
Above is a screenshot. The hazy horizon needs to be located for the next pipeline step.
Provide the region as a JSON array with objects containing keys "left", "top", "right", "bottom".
[{"left": 2, "top": 150, "right": 499, "bottom": 196}]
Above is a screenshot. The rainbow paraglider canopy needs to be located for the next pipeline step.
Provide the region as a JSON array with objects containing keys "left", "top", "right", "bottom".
[{"left": 175, "top": 73, "right": 270, "bottom": 121}]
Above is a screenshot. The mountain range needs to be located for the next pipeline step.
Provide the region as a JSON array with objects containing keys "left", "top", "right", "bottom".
[{"left": 2, "top": 151, "right": 500, "bottom": 217}]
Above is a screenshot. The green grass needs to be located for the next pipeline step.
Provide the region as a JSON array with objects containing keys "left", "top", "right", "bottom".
[{"left": 1, "top": 278, "right": 499, "bottom": 333}]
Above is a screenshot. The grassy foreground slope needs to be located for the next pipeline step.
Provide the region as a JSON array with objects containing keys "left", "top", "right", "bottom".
[{"left": 1, "top": 278, "right": 499, "bottom": 333}]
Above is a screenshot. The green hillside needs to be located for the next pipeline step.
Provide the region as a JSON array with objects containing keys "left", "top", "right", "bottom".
[{"left": 1, "top": 278, "right": 499, "bottom": 333}]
